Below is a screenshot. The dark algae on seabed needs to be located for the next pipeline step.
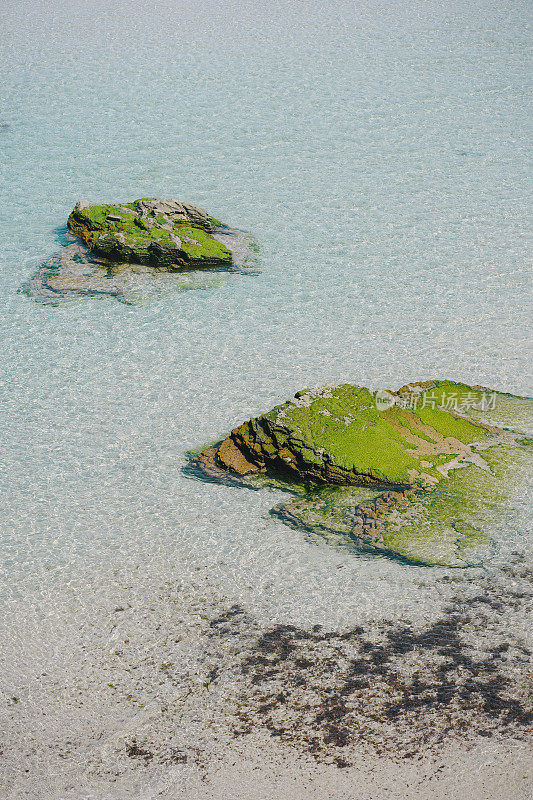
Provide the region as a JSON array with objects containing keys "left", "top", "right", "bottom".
[
  {"left": 219, "top": 562, "right": 533, "bottom": 766},
  {"left": 190, "top": 380, "right": 533, "bottom": 566}
]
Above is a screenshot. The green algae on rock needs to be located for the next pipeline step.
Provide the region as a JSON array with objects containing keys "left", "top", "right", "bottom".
[
  {"left": 24, "top": 199, "right": 259, "bottom": 304},
  {"left": 192, "top": 381, "right": 532, "bottom": 566},
  {"left": 201, "top": 382, "right": 505, "bottom": 488},
  {"left": 67, "top": 198, "right": 232, "bottom": 269}
]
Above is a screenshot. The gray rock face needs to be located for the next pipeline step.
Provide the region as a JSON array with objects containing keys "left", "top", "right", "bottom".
[
  {"left": 135, "top": 199, "right": 214, "bottom": 232},
  {"left": 22, "top": 242, "right": 132, "bottom": 302}
]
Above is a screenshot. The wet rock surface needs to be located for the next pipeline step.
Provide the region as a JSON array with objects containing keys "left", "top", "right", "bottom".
[
  {"left": 23, "top": 209, "right": 258, "bottom": 304},
  {"left": 23, "top": 240, "right": 152, "bottom": 303},
  {"left": 191, "top": 382, "right": 533, "bottom": 565},
  {"left": 67, "top": 198, "right": 232, "bottom": 269}
]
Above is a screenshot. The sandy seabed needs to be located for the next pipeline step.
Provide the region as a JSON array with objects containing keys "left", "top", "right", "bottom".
[{"left": 0, "top": 554, "right": 531, "bottom": 800}]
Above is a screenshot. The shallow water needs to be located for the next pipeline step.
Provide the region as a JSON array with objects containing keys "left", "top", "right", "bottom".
[{"left": 0, "top": 0, "right": 531, "bottom": 761}]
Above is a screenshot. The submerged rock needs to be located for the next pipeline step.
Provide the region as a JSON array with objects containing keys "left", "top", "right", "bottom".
[
  {"left": 67, "top": 198, "right": 232, "bottom": 269},
  {"left": 191, "top": 381, "right": 532, "bottom": 566},
  {"left": 22, "top": 241, "right": 145, "bottom": 303}
]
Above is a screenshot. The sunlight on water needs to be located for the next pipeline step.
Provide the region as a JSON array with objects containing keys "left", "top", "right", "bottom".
[
  {"left": 0, "top": 0, "right": 530, "bottom": 637},
  {"left": 0, "top": 3, "right": 531, "bottom": 797}
]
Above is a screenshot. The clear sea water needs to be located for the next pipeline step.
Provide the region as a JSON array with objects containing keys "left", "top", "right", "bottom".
[{"left": 0, "top": 0, "right": 531, "bottom": 627}]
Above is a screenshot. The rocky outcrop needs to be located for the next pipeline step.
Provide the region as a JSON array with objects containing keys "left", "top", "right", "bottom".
[
  {"left": 67, "top": 198, "right": 232, "bottom": 269},
  {"left": 24, "top": 201, "right": 259, "bottom": 303},
  {"left": 199, "top": 382, "right": 504, "bottom": 488},
  {"left": 192, "top": 381, "right": 532, "bottom": 565}
]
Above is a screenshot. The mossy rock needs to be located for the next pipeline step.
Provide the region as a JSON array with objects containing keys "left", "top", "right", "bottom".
[
  {"left": 192, "top": 381, "right": 532, "bottom": 566},
  {"left": 211, "top": 382, "right": 512, "bottom": 488},
  {"left": 67, "top": 198, "right": 232, "bottom": 270}
]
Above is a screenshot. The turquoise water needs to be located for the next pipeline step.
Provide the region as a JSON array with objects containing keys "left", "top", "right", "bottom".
[{"left": 0, "top": 0, "right": 531, "bottom": 620}]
